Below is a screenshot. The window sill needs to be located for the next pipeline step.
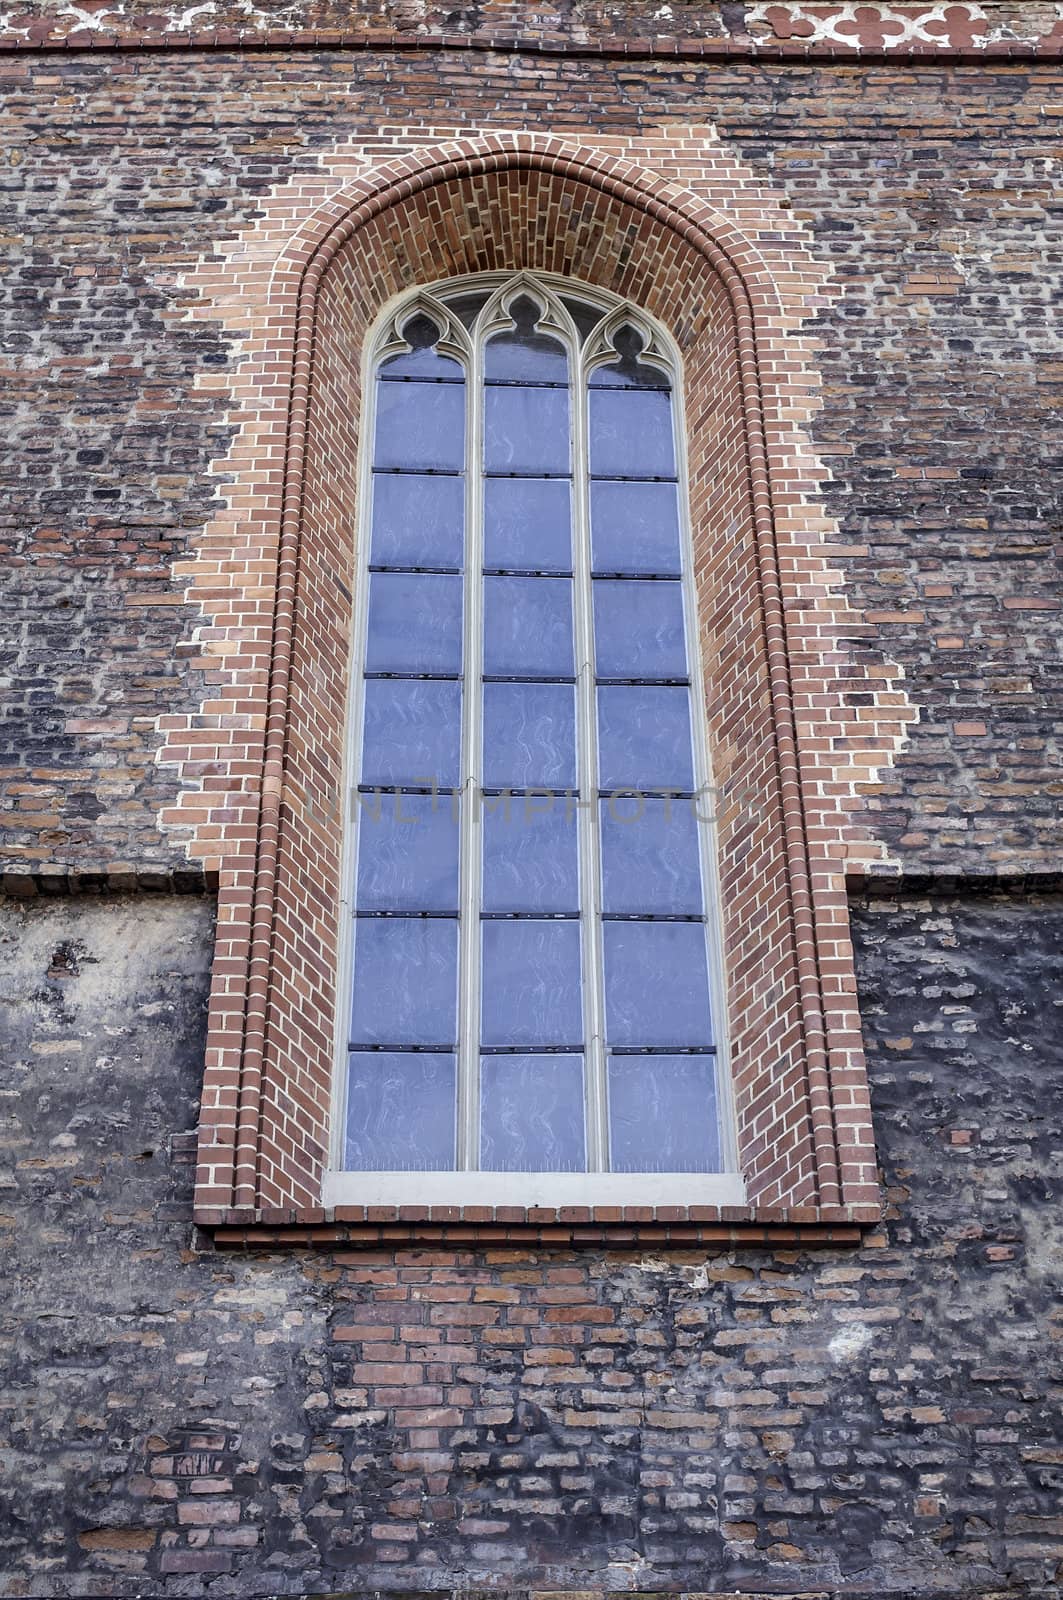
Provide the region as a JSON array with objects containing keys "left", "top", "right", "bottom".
[
  {"left": 193, "top": 1198, "right": 882, "bottom": 1249},
  {"left": 322, "top": 1169, "right": 747, "bottom": 1209}
]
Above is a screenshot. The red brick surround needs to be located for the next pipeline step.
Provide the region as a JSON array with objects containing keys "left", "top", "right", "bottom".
[{"left": 163, "top": 130, "right": 913, "bottom": 1236}]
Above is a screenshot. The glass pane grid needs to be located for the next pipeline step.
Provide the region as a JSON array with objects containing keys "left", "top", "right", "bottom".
[{"left": 345, "top": 284, "right": 723, "bottom": 1182}]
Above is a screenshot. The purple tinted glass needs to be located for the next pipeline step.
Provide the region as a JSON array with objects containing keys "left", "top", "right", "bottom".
[
  {"left": 484, "top": 575, "right": 573, "bottom": 678},
  {"left": 590, "top": 480, "right": 681, "bottom": 575},
  {"left": 482, "top": 682, "right": 576, "bottom": 791},
  {"left": 482, "top": 796, "right": 578, "bottom": 914},
  {"left": 355, "top": 791, "right": 461, "bottom": 914},
  {"left": 370, "top": 473, "right": 464, "bottom": 570},
  {"left": 481, "top": 1054, "right": 586, "bottom": 1171},
  {"left": 589, "top": 387, "right": 675, "bottom": 479},
  {"left": 603, "top": 921, "right": 713, "bottom": 1048},
  {"left": 380, "top": 341, "right": 462, "bottom": 382},
  {"left": 599, "top": 796, "right": 703, "bottom": 916},
  {"left": 346, "top": 1052, "right": 456, "bottom": 1171},
  {"left": 361, "top": 679, "right": 461, "bottom": 790},
  {"left": 375, "top": 377, "right": 465, "bottom": 473},
  {"left": 484, "top": 386, "right": 570, "bottom": 476},
  {"left": 481, "top": 920, "right": 583, "bottom": 1049},
  {"left": 349, "top": 917, "right": 458, "bottom": 1047},
  {"left": 597, "top": 684, "right": 694, "bottom": 793},
  {"left": 483, "top": 478, "right": 572, "bottom": 573},
  {"left": 608, "top": 1054, "right": 720, "bottom": 1173},
  {"left": 366, "top": 572, "right": 463, "bottom": 676},
  {"left": 593, "top": 579, "right": 687, "bottom": 680},
  {"left": 484, "top": 328, "right": 568, "bottom": 384}
]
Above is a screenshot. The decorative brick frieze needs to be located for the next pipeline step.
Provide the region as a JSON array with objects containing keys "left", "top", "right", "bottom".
[
  {"left": 2, "top": 0, "right": 1061, "bottom": 56},
  {"left": 154, "top": 128, "right": 916, "bottom": 1223}
]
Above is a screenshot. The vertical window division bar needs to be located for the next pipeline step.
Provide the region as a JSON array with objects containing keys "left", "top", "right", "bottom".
[
  {"left": 456, "top": 333, "right": 482, "bottom": 1172},
  {"left": 574, "top": 339, "right": 608, "bottom": 1173}
]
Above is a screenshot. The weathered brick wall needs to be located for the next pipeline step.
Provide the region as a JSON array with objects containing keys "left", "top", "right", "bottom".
[
  {"left": 1, "top": 9, "right": 1061, "bottom": 1594},
  {"left": 1, "top": 889, "right": 1060, "bottom": 1595},
  {"left": 0, "top": 37, "right": 1059, "bottom": 883}
]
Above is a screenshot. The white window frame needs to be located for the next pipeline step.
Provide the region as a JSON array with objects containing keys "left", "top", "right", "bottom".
[{"left": 324, "top": 271, "right": 744, "bottom": 1209}]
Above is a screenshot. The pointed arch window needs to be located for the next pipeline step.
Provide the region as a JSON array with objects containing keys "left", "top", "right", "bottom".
[{"left": 328, "top": 274, "right": 743, "bottom": 1206}]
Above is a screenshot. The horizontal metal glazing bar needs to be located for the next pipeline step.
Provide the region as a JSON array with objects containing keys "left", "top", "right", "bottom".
[
  {"left": 357, "top": 784, "right": 464, "bottom": 796},
  {"left": 485, "top": 909, "right": 582, "bottom": 932},
  {"left": 590, "top": 382, "right": 672, "bottom": 393},
  {"left": 485, "top": 568, "right": 576, "bottom": 578},
  {"left": 379, "top": 374, "right": 465, "bottom": 386},
  {"left": 372, "top": 466, "right": 462, "bottom": 478},
  {"left": 355, "top": 909, "right": 460, "bottom": 919},
  {"left": 589, "top": 473, "right": 680, "bottom": 484},
  {"left": 369, "top": 564, "right": 463, "bottom": 576},
  {"left": 602, "top": 912, "right": 706, "bottom": 922},
  {"left": 363, "top": 671, "right": 463, "bottom": 682},
  {"left": 482, "top": 674, "right": 578, "bottom": 685},
  {"left": 484, "top": 379, "right": 570, "bottom": 390},
  {"left": 483, "top": 470, "right": 573, "bottom": 480},
  {"left": 609, "top": 1045, "right": 717, "bottom": 1056},
  {"left": 591, "top": 571, "right": 681, "bottom": 581},
  {"left": 348, "top": 1042, "right": 457, "bottom": 1053},
  {"left": 597, "top": 788, "right": 699, "bottom": 800},
  {"left": 596, "top": 677, "right": 691, "bottom": 687},
  {"left": 480, "top": 1043, "right": 583, "bottom": 1055}
]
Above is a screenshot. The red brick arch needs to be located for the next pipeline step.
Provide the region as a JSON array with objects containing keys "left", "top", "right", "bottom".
[{"left": 193, "top": 137, "right": 880, "bottom": 1233}]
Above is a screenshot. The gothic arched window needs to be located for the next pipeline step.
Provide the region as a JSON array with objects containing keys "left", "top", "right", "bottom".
[{"left": 329, "top": 275, "right": 742, "bottom": 1206}]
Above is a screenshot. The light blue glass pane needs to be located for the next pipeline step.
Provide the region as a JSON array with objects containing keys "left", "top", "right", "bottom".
[
  {"left": 356, "top": 791, "right": 460, "bottom": 913},
  {"left": 366, "top": 572, "right": 463, "bottom": 676},
  {"left": 349, "top": 917, "right": 458, "bottom": 1046},
  {"left": 482, "top": 797, "right": 578, "bottom": 914},
  {"left": 346, "top": 1052, "right": 455, "bottom": 1171},
  {"left": 589, "top": 355, "right": 671, "bottom": 389},
  {"left": 484, "top": 576, "right": 573, "bottom": 678},
  {"left": 370, "top": 474, "right": 464, "bottom": 569},
  {"left": 361, "top": 679, "right": 461, "bottom": 789},
  {"left": 484, "top": 330, "right": 568, "bottom": 383},
  {"left": 593, "top": 579, "right": 687, "bottom": 680},
  {"left": 375, "top": 379, "right": 465, "bottom": 472},
  {"left": 608, "top": 1054, "right": 720, "bottom": 1173},
  {"left": 484, "top": 478, "right": 572, "bottom": 573},
  {"left": 484, "top": 386, "right": 570, "bottom": 476},
  {"left": 481, "top": 920, "right": 583, "bottom": 1048},
  {"left": 483, "top": 683, "right": 576, "bottom": 791},
  {"left": 481, "top": 1055, "right": 586, "bottom": 1172},
  {"left": 589, "top": 388, "right": 675, "bottom": 479},
  {"left": 381, "top": 341, "right": 463, "bottom": 382},
  {"left": 603, "top": 921, "right": 713, "bottom": 1048},
  {"left": 597, "top": 685, "right": 694, "bottom": 793},
  {"left": 590, "top": 480, "right": 681, "bottom": 575},
  {"left": 599, "top": 796, "right": 703, "bottom": 916}
]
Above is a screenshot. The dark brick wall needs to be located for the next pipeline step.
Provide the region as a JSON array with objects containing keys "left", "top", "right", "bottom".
[
  {"left": 0, "top": 47, "right": 1060, "bottom": 880},
  {"left": 2, "top": 23, "right": 1061, "bottom": 1598},
  {"left": 1, "top": 888, "right": 1060, "bottom": 1596}
]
